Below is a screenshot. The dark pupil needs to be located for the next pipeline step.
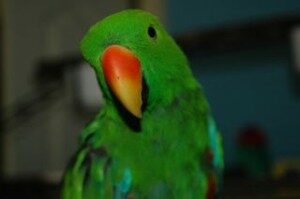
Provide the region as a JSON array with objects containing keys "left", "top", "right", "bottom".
[{"left": 148, "top": 26, "right": 156, "bottom": 38}]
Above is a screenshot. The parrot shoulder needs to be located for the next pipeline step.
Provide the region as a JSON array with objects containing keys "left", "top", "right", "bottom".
[{"left": 79, "top": 109, "right": 106, "bottom": 144}]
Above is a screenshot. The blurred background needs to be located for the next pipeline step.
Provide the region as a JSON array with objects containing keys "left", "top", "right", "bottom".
[{"left": 0, "top": 0, "right": 300, "bottom": 198}]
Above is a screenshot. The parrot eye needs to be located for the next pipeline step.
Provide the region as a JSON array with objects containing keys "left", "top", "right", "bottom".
[{"left": 147, "top": 26, "right": 156, "bottom": 39}]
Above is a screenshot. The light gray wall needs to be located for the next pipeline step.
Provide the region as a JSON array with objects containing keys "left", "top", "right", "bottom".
[
  {"left": 3, "top": 0, "right": 128, "bottom": 106},
  {"left": 2, "top": 0, "right": 128, "bottom": 179}
]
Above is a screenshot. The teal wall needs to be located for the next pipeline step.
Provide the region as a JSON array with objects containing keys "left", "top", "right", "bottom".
[
  {"left": 191, "top": 46, "right": 300, "bottom": 165},
  {"left": 166, "top": 1, "right": 300, "bottom": 165},
  {"left": 167, "top": 0, "right": 300, "bottom": 34}
]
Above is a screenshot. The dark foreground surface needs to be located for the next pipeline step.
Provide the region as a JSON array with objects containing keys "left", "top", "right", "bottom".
[{"left": 1, "top": 176, "right": 299, "bottom": 199}]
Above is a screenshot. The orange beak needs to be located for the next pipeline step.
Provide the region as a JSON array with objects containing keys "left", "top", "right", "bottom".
[{"left": 101, "top": 45, "right": 142, "bottom": 118}]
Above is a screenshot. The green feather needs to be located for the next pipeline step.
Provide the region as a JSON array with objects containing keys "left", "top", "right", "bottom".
[{"left": 61, "top": 9, "right": 223, "bottom": 199}]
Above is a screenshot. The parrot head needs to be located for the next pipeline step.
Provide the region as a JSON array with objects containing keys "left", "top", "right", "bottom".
[{"left": 81, "top": 10, "right": 197, "bottom": 120}]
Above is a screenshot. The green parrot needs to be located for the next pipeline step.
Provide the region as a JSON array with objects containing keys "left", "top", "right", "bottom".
[{"left": 61, "top": 9, "right": 223, "bottom": 199}]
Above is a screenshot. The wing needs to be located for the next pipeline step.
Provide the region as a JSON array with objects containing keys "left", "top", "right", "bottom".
[
  {"left": 208, "top": 116, "right": 224, "bottom": 174},
  {"left": 206, "top": 115, "right": 224, "bottom": 198},
  {"left": 61, "top": 114, "right": 113, "bottom": 199},
  {"left": 61, "top": 138, "right": 113, "bottom": 199}
]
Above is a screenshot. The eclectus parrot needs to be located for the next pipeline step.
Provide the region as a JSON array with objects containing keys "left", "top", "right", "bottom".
[{"left": 61, "top": 9, "right": 223, "bottom": 199}]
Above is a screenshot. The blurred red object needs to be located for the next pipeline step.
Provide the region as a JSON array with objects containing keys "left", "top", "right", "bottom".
[{"left": 237, "top": 126, "right": 267, "bottom": 146}]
